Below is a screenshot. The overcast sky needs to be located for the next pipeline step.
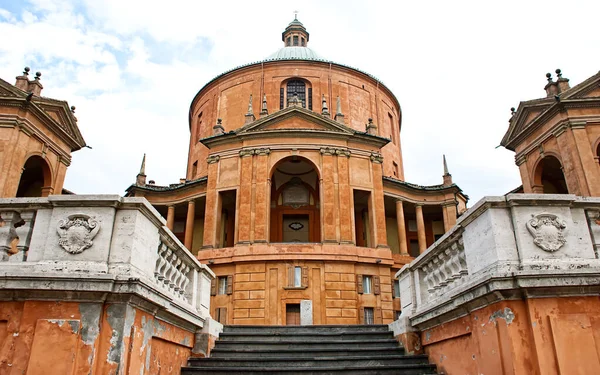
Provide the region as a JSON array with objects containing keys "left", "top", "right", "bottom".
[{"left": 0, "top": 0, "right": 597, "bottom": 205}]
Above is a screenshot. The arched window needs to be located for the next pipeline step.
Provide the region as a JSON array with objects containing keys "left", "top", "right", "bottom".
[
  {"left": 282, "top": 80, "right": 312, "bottom": 110},
  {"left": 16, "top": 156, "right": 52, "bottom": 197},
  {"left": 533, "top": 156, "right": 568, "bottom": 194}
]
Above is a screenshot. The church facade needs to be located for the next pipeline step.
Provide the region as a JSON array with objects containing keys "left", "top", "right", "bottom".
[{"left": 126, "top": 18, "right": 468, "bottom": 325}]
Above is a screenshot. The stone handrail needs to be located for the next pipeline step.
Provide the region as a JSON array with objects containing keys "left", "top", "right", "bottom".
[
  {"left": 394, "top": 194, "right": 600, "bottom": 331},
  {"left": 0, "top": 195, "right": 214, "bottom": 327}
]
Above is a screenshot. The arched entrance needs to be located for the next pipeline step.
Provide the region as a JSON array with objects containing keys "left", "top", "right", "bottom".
[
  {"left": 533, "top": 156, "right": 568, "bottom": 194},
  {"left": 270, "top": 156, "right": 320, "bottom": 242},
  {"left": 16, "top": 156, "right": 52, "bottom": 197}
]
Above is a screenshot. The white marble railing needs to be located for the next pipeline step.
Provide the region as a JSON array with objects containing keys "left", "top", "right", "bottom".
[
  {"left": 0, "top": 195, "right": 214, "bottom": 327},
  {"left": 395, "top": 194, "right": 600, "bottom": 331},
  {"left": 419, "top": 237, "right": 467, "bottom": 298}
]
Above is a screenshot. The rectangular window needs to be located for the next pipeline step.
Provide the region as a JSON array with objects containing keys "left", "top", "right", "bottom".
[
  {"left": 393, "top": 279, "right": 400, "bottom": 298},
  {"left": 218, "top": 190, "right": 237, "bottom": 248},
  {"left": 363, "top": 275, "right": 372, "bottom": 294},
  {"left": 293, "top": 35, "right": 299, "bottom": 46},
  {"left": 191, "top": 161, "right": 198, "bottom": 178},
  {"left": 286, "top": 37, "right": 291, "bottom": 46},
  {"left": 364, "top": 307, "right": 374, "bottom": 325},
  {"left": 308, "top": 88, "right": 312, "bottom": 110},
  {"left": 354, "top": 190, "right": 371, "bottom": 247},
  {"left": 392, "top": 161, "right": 398, "bottom": 178},
  {"left": 294, "top": 266, "right": 302, "bottom": 287},
  {"left": 388, "top": 113, "right": 397, "bottom": 145},
  {"left": 301, "top": 37, "right": 305, "bottom": 46},
  {"left": 409, "top": 240, "right": 419, "bottom": 257},
  {"left": 218, "top": 276, "right": 228, "bottom": 295}
]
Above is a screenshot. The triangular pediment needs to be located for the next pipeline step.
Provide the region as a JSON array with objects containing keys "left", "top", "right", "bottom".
[
  {"left": 237, "top": 106, "right": 355, "bottom": 135},
  {"left": 563, "top": 71, "right": 600, "bottom": 99},
  {"left": 0, "top": 78, "right": 26, "bottom": 98}
]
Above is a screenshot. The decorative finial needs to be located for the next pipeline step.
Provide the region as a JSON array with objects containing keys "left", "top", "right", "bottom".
[
  {"left": 365, "top": 118, "right": 377, "bottom": 135},
  {"left": 23, "top": 67, "right": 30, "bottom": 76},
  {"left": 70, "top": 106, "right": 76, "bottom": 113},
  {"left": 247, "top": 94, "right": 253, "bottom": 113},
  {"left": 35, "top": 72, "right": 41, "bottom": 80},
  {"left": 510, "top": 107, "right": 516, "bottom": 115},
  {"left": 294, "top": 10, "right": 298, "bottom": 20},
  {"left": 546, "top": 73, "right": 553, "bottom": 82},
  {"left": 555, "top": 68, "right": 562, "bottom": 78},
  {"left": 321, "top": 94, "right": 329, "bottom": 116},
  {"left": 260, "top": 94, "right": 268, "bottom": 117},
  {"left": 213, "top": 118, "right": 225, "bottom": 135},
  {"left": 336, "top": 96, "right": 342, "bottom": 115},
  {"left": 140, "top": 153, "right": 146, "bottom": 175},
  {"left": 443, "top": 154, "right": 449, "bottom": 175}
]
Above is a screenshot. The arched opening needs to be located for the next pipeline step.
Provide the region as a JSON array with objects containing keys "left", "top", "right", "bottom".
[
  {"left": 596, "top": 142, "right": 600, "bottom": 162},
  {"left": 16, "top": 156, "right": 52, "bottom": 197},
  {"left": 534, "top": 156, "right": 568, "bottom": 194},
  {"left": 270, "top": 156, "right": 320, "bottom": 243}
]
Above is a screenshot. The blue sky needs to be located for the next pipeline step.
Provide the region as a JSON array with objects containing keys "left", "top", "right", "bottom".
[{"left": 0, "top": 0, "right": 598, "bottom": 204}]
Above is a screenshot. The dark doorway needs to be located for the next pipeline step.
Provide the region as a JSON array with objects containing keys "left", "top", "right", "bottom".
[{"left": 286, "top": 304, "right": 301, "bottom": 326}]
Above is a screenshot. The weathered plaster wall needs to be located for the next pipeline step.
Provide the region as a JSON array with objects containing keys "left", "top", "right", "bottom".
[
  {"left": 0, "top": 301, "right": 196, "bottom": 375},
  {"left": 419, "top": 297, "right": 600, "bottom": 375}
]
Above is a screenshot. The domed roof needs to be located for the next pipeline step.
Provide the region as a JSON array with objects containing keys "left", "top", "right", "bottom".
[{"left": 265, "top": 46, "right": 328, "bottom": 62}]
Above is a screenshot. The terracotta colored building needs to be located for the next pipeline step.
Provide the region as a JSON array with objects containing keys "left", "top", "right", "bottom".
[
  {"left": 501, "top": 69, "right": 600, "bottom": 196},
  {"left": 0, "top": 68, "right": 86, "bottom": 198},
  {"left": 126, "top": 18, "right": 468, "bottom": 326}
]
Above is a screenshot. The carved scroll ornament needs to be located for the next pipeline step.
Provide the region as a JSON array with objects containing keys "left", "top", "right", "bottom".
[
  {"left": 526, "top": 213, "right": 567, "bottom": 252},
  {"left": 56, "top": 214, "right": 100, "bottom": 254}
]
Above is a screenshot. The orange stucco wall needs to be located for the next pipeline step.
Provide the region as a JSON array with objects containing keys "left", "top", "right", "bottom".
[
  {"left": 418, "top": 296, "right": 600, "bottom": 375},
  {"left": 187, "top": 60, "right": 404, "bottom": 180},
  {"left": 0, "top": 105, "right": 72, "bottom": 197},
  {"left": 0, "top": 300, "right": 196, "bottom": 375}
]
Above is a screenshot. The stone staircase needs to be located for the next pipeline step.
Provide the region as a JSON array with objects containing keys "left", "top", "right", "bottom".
[{"left": 182, "top": 325, "right": 438, "bottom": 374}]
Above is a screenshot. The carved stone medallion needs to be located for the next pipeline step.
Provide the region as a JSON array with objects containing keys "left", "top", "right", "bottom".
[
  {"left": 56, "top": 214, "right": 100, "bottom": 254},
  {"left": 526, "top": 213, "right": 567, "bottom": 252}
]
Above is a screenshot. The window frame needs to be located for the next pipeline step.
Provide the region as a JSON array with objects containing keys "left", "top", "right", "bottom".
[{"left": 363, "top": 275, "right": 372, "bottom": 294}]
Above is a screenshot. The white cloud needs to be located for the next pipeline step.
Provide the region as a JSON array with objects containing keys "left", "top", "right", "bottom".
[{"left": 0, "top": 0, "right": 598, "bottom": 203}]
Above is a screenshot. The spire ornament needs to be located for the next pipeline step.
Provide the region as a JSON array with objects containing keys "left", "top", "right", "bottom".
[
  {"left": 321, "top": 94, "right": 329, "bottom": 117},
  {"left": 334, "top": 96, "right": 345, "bottom": 124},
  {"left": 245, "top": 95, "right": 256, "bottom": 124},
  {"left": 136, "top": 154, "right": 147, "bottom": 186},
  {"left": 442, "top": 154, "right": 453, "bottom": 186},
  {"left": 260, "top": 94, "right": 268, "bottom": 118}
]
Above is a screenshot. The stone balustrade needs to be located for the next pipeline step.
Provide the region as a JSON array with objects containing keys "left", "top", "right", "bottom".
[
  {"left": 0, "top": 195, "right": 214, "bottom": 326},
  {"left": 394, "top": 194, "right": 600, "bottom": 332}
]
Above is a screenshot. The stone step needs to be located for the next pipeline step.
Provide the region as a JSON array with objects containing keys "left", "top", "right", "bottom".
[
  {"left": 181, "top": 363, "right": 438, "bottom": 375},
  {"left": 218, "top": 331, "right": 393, "bottom": 342},
  {"left": 223, "top": 324, "right": 391, "bottom": 335},
  {"left": 188, "top": 355, "right": 430, "bottom": 368},
  {"left": 214, "top": 338, "right": 400, "bottom": 351},
  {"left": 210, "top": 346, "right": 406, "bottom": 358}
]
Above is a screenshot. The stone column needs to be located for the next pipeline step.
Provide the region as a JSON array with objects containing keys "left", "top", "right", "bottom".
[
  {"left": 415, "top": 204, "right": 427, "bottom": 254},
  {"left": 571, "top": 122, "right": 600, "bottom": 196},
  {"left": 202, "top": 157, "right": 220, "bottom": 248},
  {"left": 237, "top": 152, "right": 254, "bottom": 244},
  {"left": 442, "top": 203, "right": 457, "bottom": 232},
  {"left": 371, "top": 155, "right": 388, "bottom": 248},
  {"left": 166, "top": 205, "right": 175, "bottom": 231},
  {"left": 395, "top": 200, "right": 408, "bottom": 255},
  {"left": 184, "top": 200, "right": 196, "bottom": 249},
  {"left": 321, "top": 152, "right": 337, "bottom": 242},
  {"left": 253, "top": 150, "right": 270, "bottom": 242}
]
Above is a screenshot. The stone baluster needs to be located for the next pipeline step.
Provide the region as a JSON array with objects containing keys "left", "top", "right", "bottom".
[
  {"left": 0, "top": 211, "right": 21, "bottom": 262},
  {"left": 155, "top": 244, "right": 169, "bottom": 279},
  {"left": 13, "top": 211, "right": 36, "bottom": 262},
  {"left": 178, "top": 264, "right": 190, "bottom": 297}
]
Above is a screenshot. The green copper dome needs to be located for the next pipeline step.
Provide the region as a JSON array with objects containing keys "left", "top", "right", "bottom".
[{"left": 265, "top": 46, "right": 327, "bottom": 62}]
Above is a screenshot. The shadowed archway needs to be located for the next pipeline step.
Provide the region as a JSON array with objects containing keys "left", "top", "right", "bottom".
[
  {"left": 533, "top": 156, "right": 568, "bottom": 194},
  {"left": 16, "top": 156, "right": 52, "bottom": 197}
]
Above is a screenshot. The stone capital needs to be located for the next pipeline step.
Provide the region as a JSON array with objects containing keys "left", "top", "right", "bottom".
[
  {"left": 206, "top": 155, "right": 220, "bottom": 164},
  {"left": 370, "top": 152, "right": 383, "bottom": 164}
]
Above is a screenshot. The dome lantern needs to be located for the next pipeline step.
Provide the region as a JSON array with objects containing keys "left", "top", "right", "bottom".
[{"left": 282, "top": 14, "right": 309, "bottom": 47}]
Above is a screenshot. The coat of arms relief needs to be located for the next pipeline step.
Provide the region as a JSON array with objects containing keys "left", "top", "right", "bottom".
[
  {"left": 56, "top": 214, "right": 100, "bottom": 254},
  {"left": 526, "top": 213, "right": 567, "bottom": 252}
]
